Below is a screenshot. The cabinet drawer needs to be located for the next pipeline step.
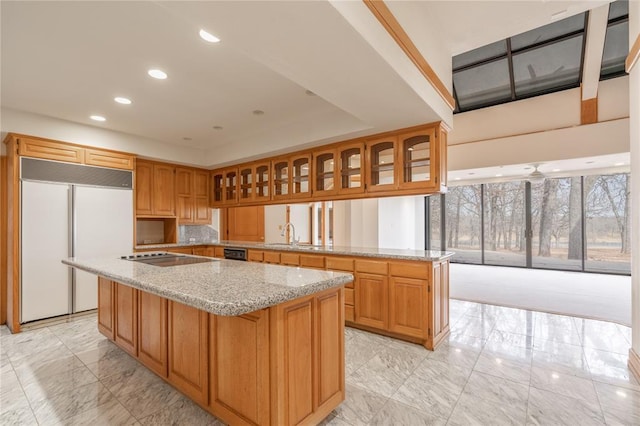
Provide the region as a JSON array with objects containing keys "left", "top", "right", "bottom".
[
  {"left": 263, "top": 251, "right": 281, "bottom": 264},
  {"left": 280, "top": 252, "right": 300, "bottom": 266},
  {"left": 389, "top": 262, "right": 430, "bottom": 279},
  {"left": 345, "top": 288, "right": 354, "bottom": 305},
  {"left": 355, "top": 259, "right": 388, "bottom": 275},
  {"left": 213, "top": 247, "right": 224, "bottom": 258},
  {"left": 167, "top": 247, "right": 193, "bottom": 255},
  {"left": 300, "top": 254, "right": 325, "bottom": 269},
  {"left": 345, "top": 305, "right": 355, "bottom": 322},
  {"left": 326, "top": 257, "right": 354, "bottom": 272},
  {"left": 85, "top": 148, "right": 134, "bottom": 170},
  {"left": 248, "top": 250, "right": 264, "bottom": 262},
  {"left": 18, "top": 137, "right": 84, "bottom": 163}
]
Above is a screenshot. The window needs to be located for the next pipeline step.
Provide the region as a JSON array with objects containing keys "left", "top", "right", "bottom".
[
  {"left": 445, "top": 185, "right": 482, "bottom": 264},
  {"left": 600, "top": 0, "right": 629, "bottom": 80},
  {"left": 452, "top": 12, "right": 588, "bottom": 113}
]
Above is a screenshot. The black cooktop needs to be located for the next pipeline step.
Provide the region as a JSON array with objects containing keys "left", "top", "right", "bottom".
[{"left": 122, "top": 252, "right": 218, "bottom": 267}]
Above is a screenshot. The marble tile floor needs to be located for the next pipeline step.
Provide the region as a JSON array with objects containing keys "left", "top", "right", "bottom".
[{"left": 1, "top": 300, "right": 638, "bottom": 425}]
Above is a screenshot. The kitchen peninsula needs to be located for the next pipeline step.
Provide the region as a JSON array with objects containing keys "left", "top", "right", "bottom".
[
  {"left": 137, "top": 242, "right": 454, "bottom": 351},
  {"left": 63, "top": 255, "right": 353, "bottom": 426}
]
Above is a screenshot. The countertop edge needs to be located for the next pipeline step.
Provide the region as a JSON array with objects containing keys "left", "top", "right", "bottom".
[{"left": 135, "top": 242, "right": 455, "bottom": 262}]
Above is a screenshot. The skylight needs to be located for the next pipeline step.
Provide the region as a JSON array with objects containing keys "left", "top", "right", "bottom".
[
  {"left": 600, "top": 0, "right": 629, "bottom": 80},
  {"left": 453, "top": 11, "right": 588, "bottom": 113}
]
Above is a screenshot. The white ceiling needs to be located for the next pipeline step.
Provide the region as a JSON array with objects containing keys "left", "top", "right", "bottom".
[{"left": 1, "top": 0, "right": 613, "bottom": 169}]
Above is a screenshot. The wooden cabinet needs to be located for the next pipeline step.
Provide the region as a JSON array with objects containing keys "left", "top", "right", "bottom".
[
  {"left": 272, "top": 159, "right": 290, "bottom": 201},
  {"left": 239, "top": 162, "right": 271, "bottom": 204},
  {"left": 280, "top": 252, "right": 300, "bottom": 266},
  {"left": 168, "top": 300, "right": 209, "bottom": 405},
  {"left": 389, "top": 276, "right": 428, "bottom": 339},
  {"left": 136, "top": 160, "right": 175, "bottom": 216},
  {"left": 14, "top": 135, "right": 134, "bottom": 170},
  {"left": 338, "top": 143, "right": 365, "bottom": 195},
  {"left": 138, "top": 291, "right": 167, "bottom": 377},
  {"left": 365, "top": 136, "right": 398, "bottom": 192},
  {"left": 176, "top": 168, "right": 211, "bottom": 224},
  {"left": 398, "top": 127, "right": 438, "bottom": 191},
  {"left": 114, "top": 282, "right": 138, "bottom": 356},
  {"left": 291, "top": 154, "right": 311, "bottom": 199},
  {"left": 210, "top": 168, "right": 238, "bottom": 207},
  {"left": 209, "top": 311, "right": 270, "bottom": 426},
  {"left": 97, "top": 277, "right": 114, "bottom": 339},
  {"left": 313, "top": 148, "right": 337, "bottom": 197},
  {"left": 226, "top": 206, "right": 265, "bottom": 242},
  {"left": 354, "top": 260, "right": 389, "bottom": 331},
  {"left": 300, "top": 254, "right": 325, "bottom": 269},
  {"left": 247, "top": 249, "right": 264, "bottom": 262}
]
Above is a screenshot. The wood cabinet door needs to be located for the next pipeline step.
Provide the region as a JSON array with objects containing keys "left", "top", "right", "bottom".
[
  {"left": 223, "top": 168, "right": 238, "bottom": 205},
  {"left": 238, "top": 166, "right": 254, "bottom": 204},
  {"left": 312, "top": 149, "right": 338, "bottom": 197},
  {"left": 209, "top": 311, "right": 270, "bottom": 425},
  {"left": 153, "top": 164, "right": 175, "bottom": 215},
  {"left": 226, "top": 205, "right": 265, "bottom": 242},
  {"left": 114, "top": 283, "right": 138, "bottom": 356},
  {"left": 85, "top": 148, "right": 134, "bottom": 170},
  {"left": 135, "top": 161, "right": 153, "bottom": 215},
  {"left": 211, "top": 170, "right": 224, "bottom": 207},
  {"left": 168, "top": 301, "right": 209, "bottom": 405},
  {"left": 389, "top": 276, "right": 428, "bottom": 339},
  {"left": 397, "top": 127, "right": 438, "bottom": 191},
  {"left": 338, "top": 143, "right": 365, "bottom": 195},
  {"left": 254, "top": 162, "right": 271, "bottom": 203},
  {"left": 354, "top": 272, "right": 388, "bottom": 330},
  {"left": 18, "top": 137, "right": 85, "bottom": 163},
  {"left": 431, "top": 260, "right": 449, "bottom": 341},
  {"left": 291, "top": 154, "right": 312, "bottom": 199},
  {"left": 138, "top": 291, "right": 167, "bottom": 377},
  {"left": 176, "top": 167, "right": 195, "bottom": 223},
  {"left": 97, "top": 277, "right": 114, "bottom": 339},
  {"left": 365, "top": 137, "right": 398, "bottom": 193},
  {"left": 316, "top": 289, "right": 344, "bottom": 410}
]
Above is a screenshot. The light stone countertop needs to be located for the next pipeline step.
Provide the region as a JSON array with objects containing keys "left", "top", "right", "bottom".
[
  {"left": 136, "top": 240, "right": 454, "bottom": 262},
  {"left": 63, "top": 255, "right": 353, "bottom": 316}
]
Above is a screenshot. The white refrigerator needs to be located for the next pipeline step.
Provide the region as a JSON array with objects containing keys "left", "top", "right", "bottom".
[{"left": 21, "top": 169, "right": 133, "bottom": 323}]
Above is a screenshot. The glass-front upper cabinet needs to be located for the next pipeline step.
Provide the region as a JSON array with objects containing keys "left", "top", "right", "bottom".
[
  {"left": 313, "top": 149, "right": 337, "bottom": 196},
  {"left": 272, "top": 160, "right": 290, "bottom": 200},
  {"left": 239, "top": 166, "right": 253, "bottom": 203},
  {"left": 399, "top": 128, "right": 437, "bottom": 190},
  {"left": 254, "top": 162, "right": 270, "bottom": 202},
  {"left": 338, "top": 143, "right": 364, "bottom": 195},
  {"left": 238, "top": 162, "right": 271, "bottom": 203},
  {"left": 211, "top": 170, "right": 224, "bottom": 207},
  {"left": 291, "top": 154, "right": 311, "bottom": 198},
  {"left": 365, "top": 137, "right": 397, "bottom": 192},
  {"left": 224, "top": 168, "right": 238, "bottom": 204}
]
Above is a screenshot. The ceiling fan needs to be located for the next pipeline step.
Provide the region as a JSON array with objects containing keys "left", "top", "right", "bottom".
[{"left": 527, "top": 165, "right": 546, "bottom": 183}]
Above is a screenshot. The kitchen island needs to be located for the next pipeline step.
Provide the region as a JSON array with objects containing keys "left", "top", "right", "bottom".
[{"left": 63, "top": 255, "right": 353, "bottom": 426}]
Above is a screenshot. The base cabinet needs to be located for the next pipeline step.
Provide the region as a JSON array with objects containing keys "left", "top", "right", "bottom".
[
  {"left": 98, "top": 282, "right": 344, "bottom": 426},
  {"left": 97, "top": 277, "right": 114, "bottom": 339}
]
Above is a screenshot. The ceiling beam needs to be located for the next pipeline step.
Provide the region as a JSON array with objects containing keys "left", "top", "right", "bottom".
[{"left": 581, "top": 4, "right": 609, "bottom": 100}]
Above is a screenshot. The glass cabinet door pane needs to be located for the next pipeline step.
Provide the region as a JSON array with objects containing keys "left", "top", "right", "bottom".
[
  {"left": 240, "top": 167, "right": 252, "bottom": 199},
  {"left": 316, "top": 153, "right": 334, "bottom": 191},
  {"left": 403, "top": 135, "right": 431, "bottom": 183},
  {"left": 212, "top": 174, "right": 223, "bottom": 203},
  {"left": 341, "top": 148, "right": 361, "bottom": 189},
  {"left": 256, "top": 165, "right": 269, "bottom": 198},
  {"left": 370, "top": 142, "right": 394, "bottom": 186},
  {"left": 292, "top": 158, "right": 310, "bottom": 194},
  {"left": 274, "top": 161, "right": 289, "bottom": 196},
  {"left": 225, "top": 171, "right": 237, "bottom": 201}
]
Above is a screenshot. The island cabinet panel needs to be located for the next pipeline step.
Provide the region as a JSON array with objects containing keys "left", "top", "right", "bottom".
[
  {"left": 209, "top": 311, "right": 270, "bottom": 426},
  {"left": 263, "top": 251, "right": 280, "bottom": 264},
  {"left": 270, "top": 287, "right": 345, "bottom": 426},
  {"left": 114, "top": 283, "right": 138, "bottom": 356},
  {"left": 389, "top": 276, "right": 428, "bottom": 339},
  {"left": 97, "top": 277, "right": 114, "bottom": 339},
  {"left": 168, "top": 301, "right": 209, "bottom": 406},
  {"left": 430, "top": 260, "right": 450, "bottom": 349},
  {"left": 300, "top": 254, "right": 325, "bottom": 269},
  {"left": 138, "top": 291, "right": 167, "bottom": 377},
  {"left": 354, "top": 273, "right": 388, "bottom": 330},
  {"left": 247, "top": 250, "right": 264, "bottom": 262},
  {"left": 280, "top": 252, "right": 300, "bottom": 266}
]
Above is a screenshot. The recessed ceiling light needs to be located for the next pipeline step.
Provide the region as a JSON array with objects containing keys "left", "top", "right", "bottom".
[
  {"left": 495, "top": 174, "right": 503, "bottom": 177},
  {"left": 213, "top": 126, "right": 223, "bottom": 131},
  {"left": 252, "top": 110, "right": 264, "bottom": 115},
  {"left": 90, "top": 115, "right": 106, "bottom": 122},
  {"left": 199, "top": 29, "right": 220, "bottom": 43},
  {"left": 552, "top": 169, "right": 561, "bottom": 172},
  {"left": 468, "top": 172, "right": 475, "bottom": 175},
  {"left": 614, "top": 162, "right": 625, "bottom": 166},
  {"left": 114, "top": 97, "right": 132, "bottom": 105},
  {"left": 148, "top": 69, "right": 168, "bottom": 80},
  {"left": 551, "top": 373, "right": 559, "bottom": 379},
  {"left": 585, "top": 161, "right": 595, "bottom": 164},
  {"left": 454, "top": 177, "right": 461, "bottom": 181},
  {"left": 616, "top": 390, "right": 627, "bottom": 398},
  {"left": 524, "top": 167, "right": 532, "bottom": 170}
]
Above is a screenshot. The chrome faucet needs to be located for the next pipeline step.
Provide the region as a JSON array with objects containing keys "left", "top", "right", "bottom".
[{"left": 281, "top": 222, "right": 299, "bottom": 246}]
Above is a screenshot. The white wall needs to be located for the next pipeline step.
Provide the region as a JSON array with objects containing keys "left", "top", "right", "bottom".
[
  {"left": 1, "top": 108, "right": 207, "bottom": 166},
  {"left": 378, "top": 196, "right": 424, "bottom": 250},
  {"left": 289, "top": 204, "right": 311, "bottom": 244},
  {"left": 332, "top": 198, "right": 379, "bottom": 247},
  {"left": 264, "top": 204, "right": 287, "bottom": 244}
]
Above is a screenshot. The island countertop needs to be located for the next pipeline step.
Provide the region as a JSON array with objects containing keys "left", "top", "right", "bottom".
[
  {"left": 136, "top": 240, "right": 455, "bottom": 262},
  {"left": 63, "top": 255, "right": 353, "bottom": 316}
]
